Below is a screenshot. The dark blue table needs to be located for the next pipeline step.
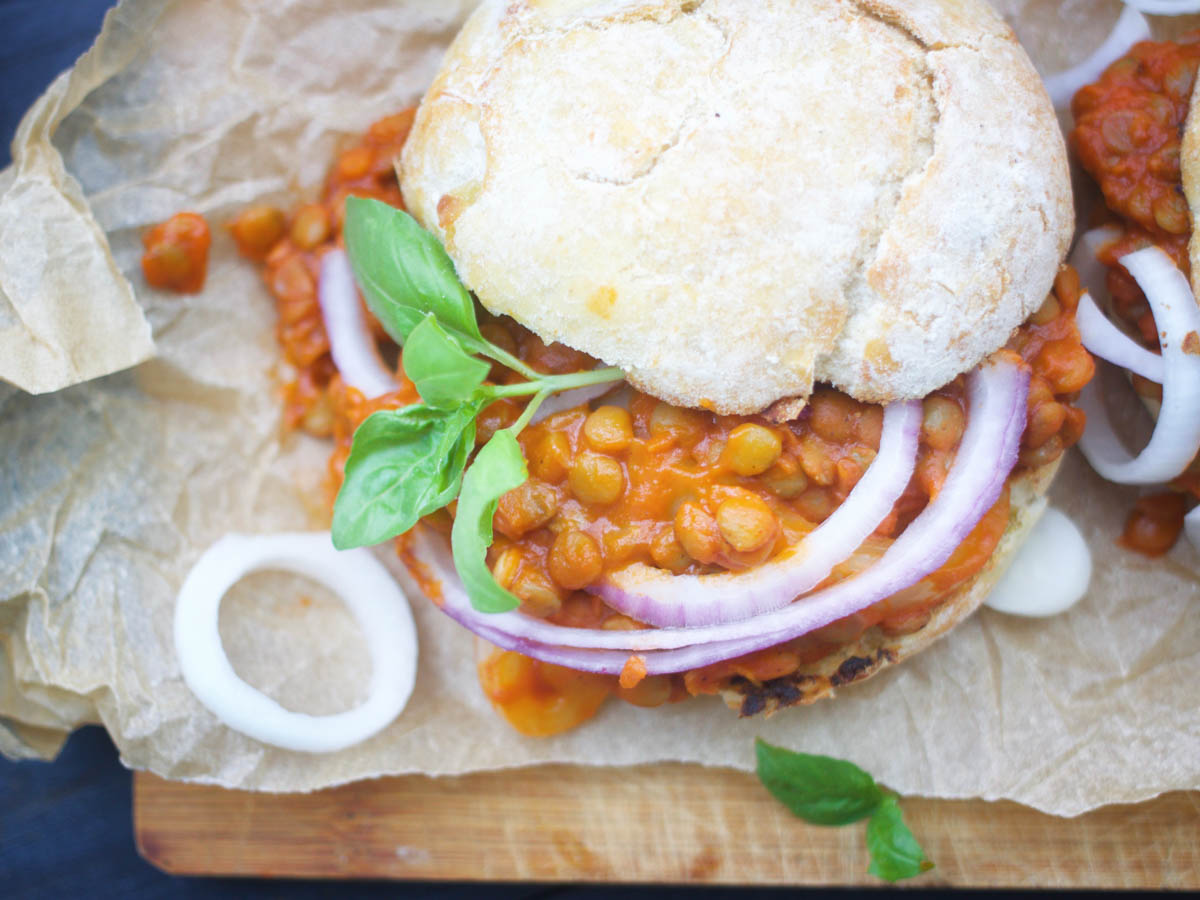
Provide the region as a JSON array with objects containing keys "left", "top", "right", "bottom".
[{"left": 0, "top": 3, "right": 809, "bottom": 896}]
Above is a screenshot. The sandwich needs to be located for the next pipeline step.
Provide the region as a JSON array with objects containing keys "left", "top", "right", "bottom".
[
  {"left": 303, "top": 0, "right": 1088, "bottom": 734},
  {"left": 1061, "top": 25, "right": 1200, "bottom": 556}
]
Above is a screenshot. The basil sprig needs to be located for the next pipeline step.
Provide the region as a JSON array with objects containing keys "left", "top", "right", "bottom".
[
  {"left": 755, "top": 738, "right": 934, "bottom": 883},
  {"left": 331, "top": 198, "right": 622, "bottom": 614}
]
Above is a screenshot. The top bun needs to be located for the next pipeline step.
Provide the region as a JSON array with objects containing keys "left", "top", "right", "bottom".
[{"left": 401, "top": 0, "right": 1072, "bottom": 414}]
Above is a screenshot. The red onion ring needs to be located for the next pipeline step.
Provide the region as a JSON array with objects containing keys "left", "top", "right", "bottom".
[
  {"left": 1041, "top": 6, "right": 1151, "bottom": 109},
  {"left": 591, "top": 399, "right": 922, "bottom": 628},
  {"left": 1186, "top": 504, "right": 1200, "bottom": 553},
  {"left": 1077, "top": 247, "right": 1200, "bottom": 484},
  {"left": 317, "top": 248, "right": 399, "bottom": 399},
  {"left": 1076, "top": 291, "right": 1165, "bottom": 383},
  {"left": 410, "top": 356, "right": 1028, "bottom": 674}
]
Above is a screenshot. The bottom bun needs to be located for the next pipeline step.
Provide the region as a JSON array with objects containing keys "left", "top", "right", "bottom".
[{"left": 719, "top": 457, "right": 1062, "bottom": 717}]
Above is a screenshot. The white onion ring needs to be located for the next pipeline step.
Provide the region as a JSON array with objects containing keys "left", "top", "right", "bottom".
[
  {"left": 1042, "top": 6, "right": 1151, "bottom": 108},
  {"left": 1186, "top": 504, "right": 1200, "bottom": 552},
  {"left": 1070, "top": 226, "right": 1123, "bottom": 302},
  {"left": 1123, "top": 0, "right": 1200, "bottom": 15},
  {"left": 317, "top": 248, "right": 399, "bottom": 399},
  {"left": 1077, "top": 246, "right": 1200, "bottom": 484},
  {"left": 1077, "top": 291, "right": 1166, "bottom": 383},
  {"left": 409, "top": 357, "right": 1027, "bottom": 674},
  {"left": 591, "top": 399, "right": 922, "bottom": 628},
  {"left": 174, "top": 532, "right": 417, "bottom": 753}
]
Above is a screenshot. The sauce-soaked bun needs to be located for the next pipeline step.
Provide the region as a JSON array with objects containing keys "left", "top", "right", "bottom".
[{"left": 401, "top": 0, "right": 1072, "bottom": 414}]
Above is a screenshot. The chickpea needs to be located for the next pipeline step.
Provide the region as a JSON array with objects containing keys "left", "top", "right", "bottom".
[
  {"left": 855, "top": 405, "right": 884, "bottom": 446},
  {"left": 602, "top": 615, "right": 642, "bottom": 631},
  {"left": 674, "top": 502, "right": 723, "bottom": 564},
  {"left": 1120, "top": 492, "right": 1186, "bottom": 557},
  {"left": 1154, "top": 192, "right": 1190, "bottom": 235},
  {"left": 290, "top": 204, "right": 331, "bottom": 250},
  {"left": 228, "top": 204, "right": 285, "bottom": 260},
  {"left": 1036, "top": 340, "right": 1095, "bottom": 395},
  {"left": 797, "top": 433, "right": 836, "bottom": 486},
  {"left": 762, "top": 457, "right": 808, "bottom": 499},
  {"left": 649, "top": 403, "right": 707, "bottom": 446},
  {"left": 548, "top": 530, "right": 603, "bottom": 590},
  {"left": 512, "top": 569, "right": 562, "bottom": 618},
  {"left": 529, "top": 431, "right": 571, "bottom": 483},
  {"left": 921, "top": 396, "right": 965, "bottom": 451},
  {"left": 722, "top": 423, "right": 782, "bottom": 476},
  {"left": 336, "top": 145, "right": 374, "bottom": 180},
  {"left": 650, "top": 529, "right": 691, "bottom": 572},
  {"left": 808, "top": 388, "right": 857, "bottom": 443},
  {"left": 1023, "top": 401, "right": 1066, "bottom": 450},
  {"left": 584, "top": 406, "right": 634, "bottom": 453},
  {"left": 490, "top": 546, "right": 523, "bottom": 589},
  {"left": 715, "top": 492, "right": 778, "bottom": 553},
  {"left": 1018, "top": 434, "right": 1063, "bottom": 470},
  {"left": 479, "top": 321, "right": 518, "bottom": 358},
  {"left": 616, "top": 674, "right": 673, "bottom": 708},
  {"left": 1053, "top": 266, "right": 1081, "bottom": 310},
  {"left": 795, "top": 487, "right": 835, "bottom": 523},
  {"left": 495, "top": 480, "right": 558, "bottom": 538},
  {"left": 141, "top": 212, "right": 211, "bottom": 293},
  {"left": 568, "top": 452, "right": 625, "bottom": 505},
  {"left": 1030, "top": 293, "right": 1061, "bottom": 326}
]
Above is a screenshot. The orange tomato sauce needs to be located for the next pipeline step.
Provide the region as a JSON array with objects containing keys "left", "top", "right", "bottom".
[
  {"left": 141, "top": 212, "right": 211, "bottom": 293},
  {"left": 254, "top": 112, "right": 1093, "bottom": 736}
]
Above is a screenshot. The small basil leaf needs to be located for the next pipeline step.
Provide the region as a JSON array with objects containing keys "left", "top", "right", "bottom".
[
  {"left": 754, "top": 738, "right": 884, "bottom": 826},
  {"left": 865, "top": 795, "right": 934, "bottom": 883},
  {"left": 451, "top": 429, "right": 527, "bottom": 613},
  {"left": 402, "top": 314, "right": 490, "bottom": 408},
  {"left": 331, "top": 403, "right": 479, "bottom": 550},
  {"left": 343, "top": 196, "right": 481, "bottom": 344}
]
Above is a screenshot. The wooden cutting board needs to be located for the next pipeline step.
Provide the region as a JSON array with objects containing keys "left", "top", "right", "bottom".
[{"left": 133, "top": 766, "right": 1200, "bottom": 888}]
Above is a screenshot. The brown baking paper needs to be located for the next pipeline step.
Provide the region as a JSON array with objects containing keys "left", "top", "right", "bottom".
[{"left": 1, "top": 0, "right": 1197, "bottom": 816}]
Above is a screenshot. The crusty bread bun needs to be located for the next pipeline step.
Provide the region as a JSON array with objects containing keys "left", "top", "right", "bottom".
[{"left": 401, "top": 0, "right": 1073, "bottom": 414}]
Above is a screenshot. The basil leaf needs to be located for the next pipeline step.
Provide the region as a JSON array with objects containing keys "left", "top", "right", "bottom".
[
  {"left": 450, "top": 429, "right": 526, "bottom": 613},
  {"left": 343, "top": 196, "right": 481, "bottom": 344},
  {"left": 866, "top": 795, "right": 934, "bottom": 882},
  {"left": 402, "top": 314, "right": 491, "bottom": 408},
  {"left": 331, "top": 403, "right": 480, "bottom": 550},
  {"left": 754, "top": 738, "right": 883, "bottom": 826}
]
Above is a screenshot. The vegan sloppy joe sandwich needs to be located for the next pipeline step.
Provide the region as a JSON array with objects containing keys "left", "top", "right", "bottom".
[
  {"left": 1052, "top": 19, "right": 1200, "bottom": 557},
  {"left": 306, "top": 0, "right": 1089, "bottom": 735}
]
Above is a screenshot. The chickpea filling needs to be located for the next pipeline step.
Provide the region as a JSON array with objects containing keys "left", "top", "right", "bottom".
[
  {"left": 255, "top": 112, "right": 1092, "bottom": 736},
  {"left": 1070, "top": 34, "right": 1200, "bottom": 554}
]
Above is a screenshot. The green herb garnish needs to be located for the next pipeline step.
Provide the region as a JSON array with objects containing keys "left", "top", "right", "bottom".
[
  {"left": 332, "top": 197, "right": 623, "bottom": 614},
  {"left": 755, "top": 738, "right": 934, "bottom": 883}
]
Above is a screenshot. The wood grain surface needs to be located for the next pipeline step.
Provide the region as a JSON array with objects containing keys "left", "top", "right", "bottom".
[{"left": 134, "top": 766, "right": 1200, "bottom": 888}]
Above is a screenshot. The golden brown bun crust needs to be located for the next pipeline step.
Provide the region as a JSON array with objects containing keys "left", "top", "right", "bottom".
[
  {"left": 719, "top": 457, "right": 1061, "bottom": 716},
  {"left": 402, "top": 0, "right": 1073, "bottom": 414},
  {"left": 1181, "top": 82, "right": 1200, "bottom": 299}
]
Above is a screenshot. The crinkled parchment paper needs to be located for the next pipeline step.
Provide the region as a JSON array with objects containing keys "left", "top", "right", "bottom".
[{"left": 1, "top": 0, "right": 1197, "bottom": 816}]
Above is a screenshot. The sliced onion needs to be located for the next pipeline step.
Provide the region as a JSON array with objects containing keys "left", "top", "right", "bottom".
[
  {"left": 1042, "top": 6, "right": 1151, "bottom": 108},
  {"left": 1077, "top": 246, "right": 1200, "bottom": 484},
  {"left": 175, "top": 532, "right": 418, "bottom": 752},
  {"left": 1070, "top": 226, "right": 1123, "bottom": 303},
  {"left": 1076, "top": 291, "right": 1165, "bottom": 383},
  {"left": 591, "top": 400, "right": 922, "bottom": 628},
  {"left": 529, "top": 381, "right": 619, "bottom": 425},
  {"left": 408, "top": 357, "right": 1028, "bottom": 674},
  {"left": 317, "top": 248, "right": 399, "bottom": 399},
  {"left": 1186, "top": 504, "right": 1200, "bottom": 552},
  {"left": 1123, "top": 1, "right": 1200, "bottom": 15}
]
